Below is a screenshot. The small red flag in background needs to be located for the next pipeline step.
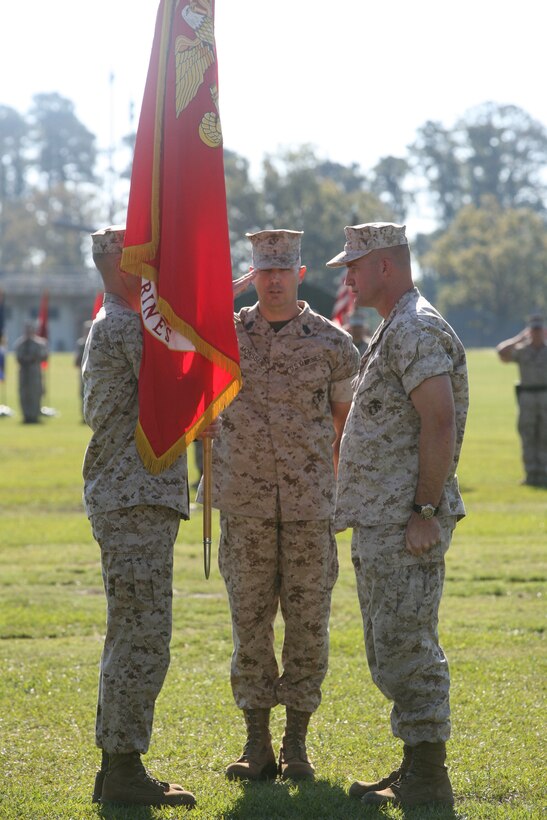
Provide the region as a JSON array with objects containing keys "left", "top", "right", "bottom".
[
  {"left": 121, "top": 0, "right": 241, "bottom": 474},
  {"left": 331, "top": 274, "right": 355, "bottom": 328},
  {"left": 37, "top": 291, "right": 48, "bottom": 339},
  {"left": 91, "top": 292, "right": 104, "bottom": 320},
  {"left": 37, "top": 291, "right": 49, "bottom": 369}
]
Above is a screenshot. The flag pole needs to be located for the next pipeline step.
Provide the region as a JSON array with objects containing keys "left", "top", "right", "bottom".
[{"left": 202, "top": 436, "right": 212, "bottom": 579}]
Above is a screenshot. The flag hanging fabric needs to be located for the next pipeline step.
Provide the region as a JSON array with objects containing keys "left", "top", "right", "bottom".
[
  {"left": 37, "top": 291, "right": 49, "bottom": 369},
  {"left": 121, "top": 0, "right": 241, "bottom": 475},
  {"left": 331, "top": 273, "right": 355, "bottom": 328}
]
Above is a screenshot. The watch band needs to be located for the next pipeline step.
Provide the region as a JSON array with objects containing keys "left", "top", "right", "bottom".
[{"left": 412, "top": 503, "right": 439, "bottom": 517}]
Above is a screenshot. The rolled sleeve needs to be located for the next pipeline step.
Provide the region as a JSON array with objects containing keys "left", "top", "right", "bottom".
[
  {"left": 329, "top": 376, "right": 355, "bottom": 403},
  {"left": 400, "top": 332, "right": 453, "bottom": 396}
]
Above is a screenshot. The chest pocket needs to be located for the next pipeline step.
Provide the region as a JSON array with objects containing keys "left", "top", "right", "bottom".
[
  {"left": 356, "top": 349, "right": 386, "bottom": 420},
  {"left": 276, "top": 352, "right": 332, "bottom": 415}
]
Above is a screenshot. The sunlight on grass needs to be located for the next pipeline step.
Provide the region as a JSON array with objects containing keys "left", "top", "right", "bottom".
[{"left": 0, "top": 351, "right": 545, "bottom": 819}]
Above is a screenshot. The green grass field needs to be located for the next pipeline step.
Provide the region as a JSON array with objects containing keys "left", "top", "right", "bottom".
[{"left": 0, "top": 350, "right": 545, "bottom": 819}]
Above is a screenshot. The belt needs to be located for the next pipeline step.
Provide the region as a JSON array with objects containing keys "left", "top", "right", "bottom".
[{"left": 516, "top": 384, "right": 547, "bottom": 394}]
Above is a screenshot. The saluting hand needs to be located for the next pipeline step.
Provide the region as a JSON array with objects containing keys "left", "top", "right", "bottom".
[{"left": 232, "top": 268, "right": 257, "bottom": 299}]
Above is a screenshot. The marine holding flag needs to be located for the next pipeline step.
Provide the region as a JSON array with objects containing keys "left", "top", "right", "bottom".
[
  {"left": 81, "top": 0, "right": 240, "bottom": 808},
  {"left": 199, "top": 230, "right": 360, "bottom": 782},
  {"left": 82, "top": 227, "right": 195, "bottom": 808}
]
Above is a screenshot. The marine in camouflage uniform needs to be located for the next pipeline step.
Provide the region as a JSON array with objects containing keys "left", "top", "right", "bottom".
[
  {"left": 82, "top": 225, "right": 194, "bottom": 808},
  {"left": 14, "top": 324, "right": 48, "bottom": 423},
  {"left": 204, "top": 229, "right": 359, "bottom": 781},
  {"left": 327, "top": 222, "right": 468, "bottom": 808},
  {"left": 497, "top": 314, "right": 547, "bottom": 486}
]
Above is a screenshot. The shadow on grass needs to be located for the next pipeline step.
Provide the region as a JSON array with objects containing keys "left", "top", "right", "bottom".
[
  {"left": 397, "top": 807, "right": 461, "bottom": 820},
  {"left": 223, "top": 778, "right": 350, "bottom": 819},
  {"left": 96, "top": 803, "right": 155, "bottom": 819},
  {"left": 222, "top": 778, "right": 464, "bottom": 819}
]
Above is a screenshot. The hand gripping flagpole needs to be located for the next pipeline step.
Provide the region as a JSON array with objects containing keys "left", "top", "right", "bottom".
[{"left": 202, "top": 436, "right": 212, "bottom": 579}]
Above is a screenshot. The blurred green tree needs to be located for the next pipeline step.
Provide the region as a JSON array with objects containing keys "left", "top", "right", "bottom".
[
  {"left": 420, "top": 196, "right": 547, "bottom": 344},
  {"left": 409, "top": 103, "right": 547, "bottom": 228}
]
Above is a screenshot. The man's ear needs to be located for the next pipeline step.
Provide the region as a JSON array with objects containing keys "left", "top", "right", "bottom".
[{"left": 298, "top": 265, "right": 306, "bottom": 283}]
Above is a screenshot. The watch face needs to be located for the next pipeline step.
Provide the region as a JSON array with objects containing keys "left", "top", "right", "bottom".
[{"left": 421, "top": 505, "right": 436, "bottom": 519}]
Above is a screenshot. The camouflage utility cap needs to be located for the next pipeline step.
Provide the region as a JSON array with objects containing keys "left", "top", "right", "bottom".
[
  {"left": 326, "top": 222, "right": 407, "bottom": 268},
  {"left": 246, "top": 229, "right": 303, "bottom": 270},
  {"left": 528, "top": 313, "right": 544, "bottom": 329},
  {"left": 91, "top": 224, "right": 126, "bottom": 255}
]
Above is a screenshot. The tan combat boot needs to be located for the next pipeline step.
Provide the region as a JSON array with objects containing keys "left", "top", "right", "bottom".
[
  {"left": 92, "top": 750, "right": 109, "bottom": 804},
  {"left": 93, "top": 749, "right": 188, "bottom": 803},
  {"left": 362, "top": 741, "right": 454, "bottom": 807},
  {"left": 278, "top": 708, "right": 315, "bottom": 781},
  {"left": 349, "top": 744, "right": 413, "bottom": 799},
  {"left": 100, "top": 752, "right": 196, "bottom": 808},
  {"left": 225, "top": 708, "right": 278, "bottom": 781}
]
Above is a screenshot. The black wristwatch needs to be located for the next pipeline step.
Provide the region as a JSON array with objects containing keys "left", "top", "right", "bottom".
[{"left": 412, "top": 503, "right": 439, "bottom": 520}]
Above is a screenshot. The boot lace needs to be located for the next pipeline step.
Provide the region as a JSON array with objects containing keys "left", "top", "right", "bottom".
[{"left": 127, "top": 752, "right": 169, "bottom": 790}]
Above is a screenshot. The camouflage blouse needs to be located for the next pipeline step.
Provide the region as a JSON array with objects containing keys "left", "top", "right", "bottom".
[
  {"left": 336, "top": 288, "right": 469, "bottom": 530},
  {"left": 82, "top": 293, "right": 188, "bottom": 518},
  {"left": 209, "top": 301, "right": 360, "bottom": 521},
  {"left": 512, "top": 342, "right": 547, "bottom": 386}
]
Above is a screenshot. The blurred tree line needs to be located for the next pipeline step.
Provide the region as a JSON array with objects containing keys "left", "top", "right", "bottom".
[{"left": 1, "top": 94, "right": 546, "bottom": 344}]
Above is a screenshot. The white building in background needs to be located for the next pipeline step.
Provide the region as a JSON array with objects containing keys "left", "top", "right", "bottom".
[{"left": 0, "top": 269, "right": 102, "bottom": 352}]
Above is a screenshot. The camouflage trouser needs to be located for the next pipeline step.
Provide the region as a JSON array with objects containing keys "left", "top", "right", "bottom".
[
  {"left": 219, "top": 514, "right": 339, "bottom": 713},
  {"left": 517, "top": 390, "right": 547, "bottom": 484},
  {"left": 351, "top": 518, "right": 456, "bottom": 745},
  {"left": 19, "top": 369, "right": 42, "bottom": 422},
  {"left": 90, "top": 505, "right": 180, "bottom": 754}
]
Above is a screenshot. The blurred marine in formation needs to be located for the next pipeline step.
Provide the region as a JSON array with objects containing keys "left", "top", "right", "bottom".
[
  {"left": 81, "top": 225, "right": 195, "bottom": 809},
  {"left": 327, "top": 222, "right": 468, "bottom": 809},
  {"left": 346, "top": 307, "right": 372, "bottom": 355},
  {"left": 14, "top": 322, "right": 48, "bottom": 423},
  {"left": 75, "top": 319, "right": 92, "bottom": 421},
  {"left": 496, "top": 313, "right": 547, "bottom": 486},
  {"left": 202, "top": 229, "right": 360, "bottom": 782}
]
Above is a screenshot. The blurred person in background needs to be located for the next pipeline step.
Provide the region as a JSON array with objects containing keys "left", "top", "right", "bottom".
[
  {"left": 14, "top": 322, "right": 48, "bottom": 423},
  {"left": 496, "top": 312, "right": 547, "bottom": 487},
  {"left": 346, "top": 307, "right": 372, "bottom": 355}
]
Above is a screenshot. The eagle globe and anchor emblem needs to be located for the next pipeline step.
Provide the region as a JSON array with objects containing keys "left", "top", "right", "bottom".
[{"left": 175, "top": 0, "right": 223, "bottom": 148}]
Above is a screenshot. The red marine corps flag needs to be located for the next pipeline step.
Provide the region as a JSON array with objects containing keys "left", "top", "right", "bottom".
[
  {"left": 121, "top": 0, "right": 241, "bottom": 474},
  {"left": 37, "top": 290, "right": 49, "bottom": 369}
]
